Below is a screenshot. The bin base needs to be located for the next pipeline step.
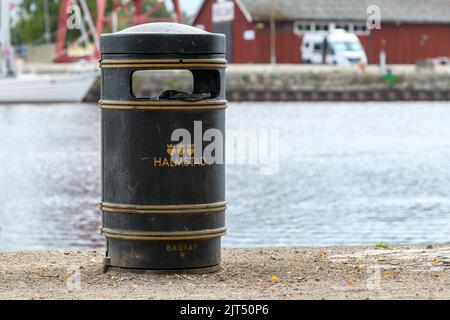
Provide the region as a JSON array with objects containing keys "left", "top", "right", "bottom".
[{"left": 103, "top": 261, "right": 221, "bottom": 274}]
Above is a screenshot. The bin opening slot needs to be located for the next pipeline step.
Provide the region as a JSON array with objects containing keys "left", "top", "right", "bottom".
[{"left": 132, "top": 69, "right": 220, "bottom": 101}]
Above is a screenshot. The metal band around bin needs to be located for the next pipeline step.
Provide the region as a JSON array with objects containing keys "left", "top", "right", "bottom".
[
  {"left": 101, "top": 227, "right": 227, "bottom": 241},
  {"left": 100, "top": 58, "right": 227, "bottom": 69},
  {"left": 101, "top": 201, "right": 227, "bottom": 214},
  {"left": 98, "top": 100, "right": 227, "bottom": 111}
]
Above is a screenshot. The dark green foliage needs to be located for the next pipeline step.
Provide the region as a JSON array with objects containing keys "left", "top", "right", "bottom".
[{"left": 11, "top": 0, "right": 171, "bottom": 46}]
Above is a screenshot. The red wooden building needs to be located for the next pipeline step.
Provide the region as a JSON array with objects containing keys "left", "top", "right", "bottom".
[{"left": 193, "top": 0, "right": 450, "bottom": 64}]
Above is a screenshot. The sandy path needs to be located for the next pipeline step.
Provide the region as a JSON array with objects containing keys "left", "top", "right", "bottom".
[{"left": 1, "top": 245, "right": 450, "bottom": 300}]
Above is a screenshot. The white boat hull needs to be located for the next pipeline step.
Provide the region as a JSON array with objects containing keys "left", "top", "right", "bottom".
[{"left": 0, "top": 72, "right": 98, "bottom": 103}]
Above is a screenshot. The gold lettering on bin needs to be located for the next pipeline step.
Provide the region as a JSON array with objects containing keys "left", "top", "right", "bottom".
[
  {"left": 166, "top": 242, "right": 198, "bottom": 260},
  {"left": 143, "top": 144, "right": 208, "bottom": 168}
]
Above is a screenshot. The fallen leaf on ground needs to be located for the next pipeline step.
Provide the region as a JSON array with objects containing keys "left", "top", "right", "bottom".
[
  {"left": 63, "top": 273, "right": 73, "bottom": 281},
  {"left": 432, "top": 258, "right": 442, "bottom": 266},
  {"left": 383, "top": 271, "right": 392, "bottom": 277}
]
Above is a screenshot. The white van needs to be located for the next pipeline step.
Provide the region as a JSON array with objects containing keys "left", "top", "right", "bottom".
[{"left": 301, "top": 29, "right": 367, "bottom": 66}]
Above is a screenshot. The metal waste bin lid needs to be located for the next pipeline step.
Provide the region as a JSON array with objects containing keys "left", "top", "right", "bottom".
[{"left": 100, "top": 22, "right": 226, "bottom": 55}]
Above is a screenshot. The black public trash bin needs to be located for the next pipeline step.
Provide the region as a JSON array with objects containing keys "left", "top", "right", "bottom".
[{"left": 99, "top": 23, "right": 227, "bottom": 273}]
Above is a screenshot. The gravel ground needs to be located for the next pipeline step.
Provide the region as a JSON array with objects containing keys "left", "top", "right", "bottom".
[{"left": 1, "top": 245, "right": 450, "bottom": 300}]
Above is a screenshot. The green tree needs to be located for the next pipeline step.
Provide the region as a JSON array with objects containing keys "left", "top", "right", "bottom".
[
  {"left": 12, "top": 0, "right": 171, "bottom": 46},
  {"left": 12, "top": 0, "right": 60, "bottom": 45}
]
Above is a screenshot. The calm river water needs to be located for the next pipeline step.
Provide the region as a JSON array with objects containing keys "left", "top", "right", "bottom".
[{"left": 1, "top": 102, "right": 450, "bottom": 250}]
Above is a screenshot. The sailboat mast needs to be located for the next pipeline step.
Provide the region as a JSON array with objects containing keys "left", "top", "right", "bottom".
[
  {"left": 0, "top": 0, "right": 11, "bottom": 46},
  {"left": 0, "top": 0, "right": 12, "bottom": 75},
  {"left": 0, "top": 0, "right": 15, "bottom": 76},
  {"left": 0, "top": 0, "right": 11, "bottom": 47},
  {"left": 44, "top": 0, "right": 51, "bottom": 43}
]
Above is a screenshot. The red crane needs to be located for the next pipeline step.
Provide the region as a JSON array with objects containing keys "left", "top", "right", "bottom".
[{"left": 54, "top": 0, "right": 183, "bottom": 63}]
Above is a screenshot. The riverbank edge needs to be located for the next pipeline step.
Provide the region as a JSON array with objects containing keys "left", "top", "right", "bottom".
[
  {"left": 19, "top": 62, "right": 450, "bottom": 102},
  {"left": 1, "top": 244, "right": 450, "bottom": 299}
]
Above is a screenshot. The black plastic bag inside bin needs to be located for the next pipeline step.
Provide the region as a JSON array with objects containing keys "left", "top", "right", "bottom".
[{"left": 158, "top": 90, "right": 211, "bottom": 101}]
